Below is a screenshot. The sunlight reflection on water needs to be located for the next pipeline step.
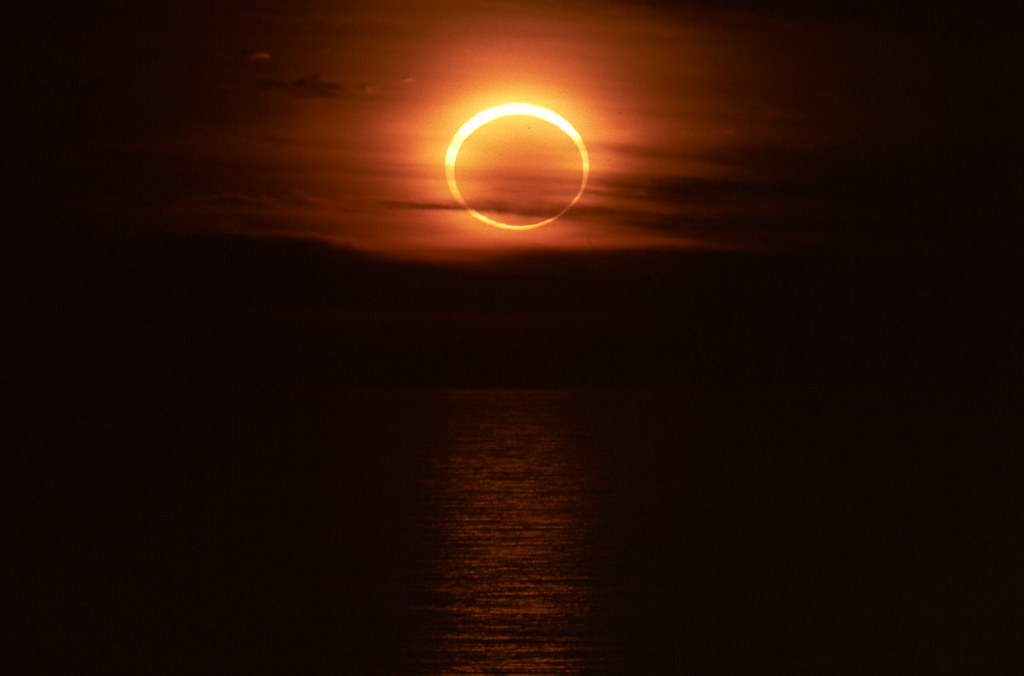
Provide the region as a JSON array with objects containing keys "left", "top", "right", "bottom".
[{"left": 407, "top": 389, "right": 617, "bottom": 673}]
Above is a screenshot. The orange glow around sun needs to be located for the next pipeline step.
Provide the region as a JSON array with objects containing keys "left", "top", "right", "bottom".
[{"left": 149, "top": 1, "right": 733, "bottom": 257}]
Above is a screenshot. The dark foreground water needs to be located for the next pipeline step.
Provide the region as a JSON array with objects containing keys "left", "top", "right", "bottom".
[{"left": 9, "top": 387, "right": 1018, "bottom": 673}]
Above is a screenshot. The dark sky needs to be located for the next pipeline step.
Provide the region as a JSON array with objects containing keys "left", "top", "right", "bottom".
[{"left": 8, "top": 0, "right": 1021, "bottom": 389}]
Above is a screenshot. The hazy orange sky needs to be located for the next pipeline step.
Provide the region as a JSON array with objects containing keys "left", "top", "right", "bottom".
[{"left": 12, "top": 0, "right": 1019, "bottom": 259}]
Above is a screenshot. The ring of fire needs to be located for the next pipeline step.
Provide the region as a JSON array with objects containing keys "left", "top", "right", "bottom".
[{"left": 445, "top": 103, "right": 589, "bottom": 230}]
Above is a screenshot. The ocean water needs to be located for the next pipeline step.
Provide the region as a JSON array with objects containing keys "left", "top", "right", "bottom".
[
  {"left": 10, "top": 386, "right": 1015, "bottom": 672},
  {"left": 397, "top": 389, "right": 620, "bottom": 673}
]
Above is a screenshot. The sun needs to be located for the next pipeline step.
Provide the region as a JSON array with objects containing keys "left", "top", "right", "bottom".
[{"left": 445, "top": 103, "right": 589, "bottom": 230}]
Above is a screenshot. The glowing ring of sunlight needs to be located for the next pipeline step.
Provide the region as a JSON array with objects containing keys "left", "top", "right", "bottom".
[{"left": 445, "top": 103, "right": 589, "bottom": 230}]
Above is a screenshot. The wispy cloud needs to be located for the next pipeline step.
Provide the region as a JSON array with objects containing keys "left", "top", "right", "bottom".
[
  {"left": 257, "top": 74, "right": 383, "bottom": 99},
  {"left": 188, "top": 191, "right": 337, "bottom": 210},
  {"left": 259, "top": 74, "right": 347, "bottom": 98}
]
